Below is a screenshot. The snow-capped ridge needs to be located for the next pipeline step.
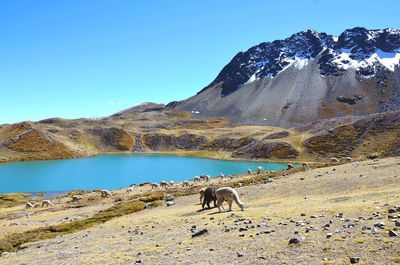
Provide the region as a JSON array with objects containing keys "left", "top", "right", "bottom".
[{"left": 208, "top": 27, "right": 400, "bottom": 96}]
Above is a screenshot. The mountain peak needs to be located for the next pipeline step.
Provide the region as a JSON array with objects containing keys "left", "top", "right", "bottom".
[
  {"left": 175, "top": 27, "right": 400, "bottom": 127},
  {"left": 204, "top": 27, "right": 400, "bottom": 97}
]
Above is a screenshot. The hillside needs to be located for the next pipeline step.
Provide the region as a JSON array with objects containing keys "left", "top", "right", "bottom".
[
  {"left": 0, "top": 104, "right": 399, "bottom": 163},
  {"left": 174, "top": 27, "right": 400, "bottom": 127}
]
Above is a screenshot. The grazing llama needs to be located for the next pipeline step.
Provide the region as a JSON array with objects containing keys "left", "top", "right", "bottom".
[{"left": 215, "top": 187, "right": 245, "bottom": 212}]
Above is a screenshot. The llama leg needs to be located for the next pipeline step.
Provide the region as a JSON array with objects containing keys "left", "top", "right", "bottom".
[
  {"left": 216, "top": 199, "right": 221, "bottom": 212},
  {"left": 228, "top": 201, "right": 232, "bottom": 211},
  {"left": 220, "top": 200, "right": 225, "bottom": 211},
  {"left": 217, "top": 199, "right": 224, "bottom": 212}
]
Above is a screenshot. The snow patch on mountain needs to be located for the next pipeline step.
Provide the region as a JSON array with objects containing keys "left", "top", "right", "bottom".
[{"left": 332, "top": 48, "right": 400, "bottom": 73}]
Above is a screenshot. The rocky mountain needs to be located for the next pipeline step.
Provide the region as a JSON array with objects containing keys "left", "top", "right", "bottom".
[{"left": 174, "top": 27, "right": 400, "bottom": 127}]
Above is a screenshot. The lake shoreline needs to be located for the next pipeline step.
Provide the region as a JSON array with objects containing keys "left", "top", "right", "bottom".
[
  {"left": 0, "top": 153, "right": 297, "bottom": 194},
  {"left": 0, "top": 150, "right": 315, "bottom": 166}
]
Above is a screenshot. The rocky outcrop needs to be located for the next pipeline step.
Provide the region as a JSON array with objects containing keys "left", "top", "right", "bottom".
[
  {"left": 202, "top": 137, "right": 256, "bottom": 152},
  {"left": 303, "top": 111, "right": 400, "bottom": 158},
  {"left": 89, "top": 127, "right": 135, "bottom": 151},
  {"left": 141, "top": 133, "right": 208, "bottom": 151},
  {"left": 303, "top": 125, "right": 361, "bottom": 156},
  {"left": 232, "top": 141, "right": 299, "bottom": 159}
]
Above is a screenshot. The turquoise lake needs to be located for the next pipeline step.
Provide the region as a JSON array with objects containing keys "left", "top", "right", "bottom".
[{"left": 0, "top": 154, "right": 289, "bottom": 194}]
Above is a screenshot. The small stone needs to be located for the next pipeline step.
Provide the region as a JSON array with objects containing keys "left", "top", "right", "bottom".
[
  {"left": 288, "top": 237, "right": 302, "bottom": 244},
  {"left": 191, "top": 229, "right": 208, "bottom": 238},
  {"left": 389, "top": 230, "right": 398, "bottom": 237},
  {"left": 239, "top": 227, "right": 248, "bottom": 232},
  {"left": 237, "top": 252, "right": 244, "bottom": 257},
  {"left": 326, "top": 233, "right": 333, "bottom": 238},
  {"left": 374, "top": 221, "right": 385, "bottom": 228},
  {"left": 166, "top": 201, "right": 175, "bottom": 207},
  {"left": 349, "top": 257, "right": 360, "bottom": 264},
  {"left": 135, "top": 259, "right": 142, "bottom": 264}
]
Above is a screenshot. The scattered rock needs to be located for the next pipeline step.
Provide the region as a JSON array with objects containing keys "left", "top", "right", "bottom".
[
  {"left": 349, "top": 257, "right": 360, "bottom": 264},
  {"left": 191, "top": 228, "right": 208, "bottom": 238},
  {"left": 374, "top": 221, "right": 385, "bottom": 229},
  {"left": 237, "top": 252, "right": 244, "bottom": 257},
  {"left": 288, "top": 237, "right": 302, "bottom": 244},
  {"left": 389, "top": 230, "right": 398, "bottom": 237}
]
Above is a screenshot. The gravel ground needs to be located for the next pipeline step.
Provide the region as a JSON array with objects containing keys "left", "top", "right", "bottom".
[{"left": 1, "top": 157, "right": 400, "bottom": 264}]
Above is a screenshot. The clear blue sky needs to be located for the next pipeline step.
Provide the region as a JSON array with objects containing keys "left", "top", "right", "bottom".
[{"left": 1, "top": 0, "right": 399, "bottom": 124}]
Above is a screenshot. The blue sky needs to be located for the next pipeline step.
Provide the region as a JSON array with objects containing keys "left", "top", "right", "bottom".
[{"left": 1, "top": 0, "right": 400, "bottom": 124}]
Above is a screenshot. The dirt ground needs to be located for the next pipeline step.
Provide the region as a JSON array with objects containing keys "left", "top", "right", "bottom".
[{"left": 1, "top": 157, "right": 400, "bottom": 264}]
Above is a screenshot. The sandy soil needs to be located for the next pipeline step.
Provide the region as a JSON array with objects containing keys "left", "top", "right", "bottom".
[{"left": 1, "top": 157, "right": 400, "bottom": 264}]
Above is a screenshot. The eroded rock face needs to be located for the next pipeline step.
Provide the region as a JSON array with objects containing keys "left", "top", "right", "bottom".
[
  {"left": 202, "top": 137, "right": 256, "bottom": 152},
  {"left": 303, "top": 125, "right": 361, "bottom": 156},
  {"left": 176, "top": 134, "right": 208, "bottom": 150},
  {"left": 232, "top": 141, "right": 299, "bottom": 159},
  {"left": 89, "top": 128, "right": 135, "bottom": 151},
  {"left": 303, "top": 111, "right": 400, "bottom": 157},
  {"left": 141, "top": 133, "right": 208, "bottom": 151}
]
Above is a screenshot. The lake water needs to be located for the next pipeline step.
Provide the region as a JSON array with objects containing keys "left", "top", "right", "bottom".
[{"left": 0, "top": 154, "right": 289, "bottom": 194}]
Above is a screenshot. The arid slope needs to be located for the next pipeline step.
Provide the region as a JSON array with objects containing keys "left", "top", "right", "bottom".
[{"left": 0, "top": 105, "right": 399, "bottom": 163}]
